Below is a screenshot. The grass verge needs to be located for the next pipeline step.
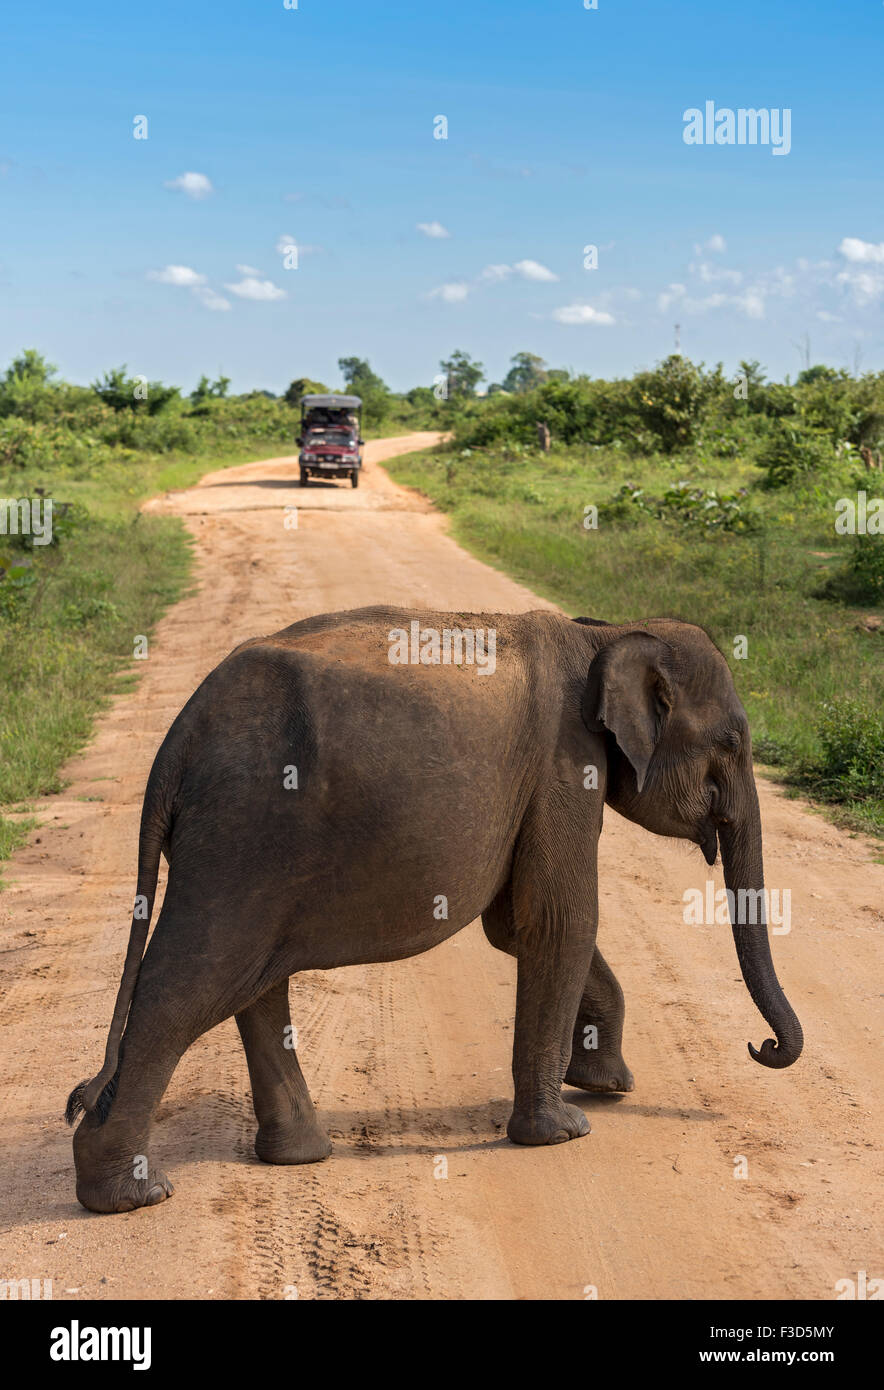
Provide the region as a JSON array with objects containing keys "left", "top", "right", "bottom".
[
  {"left": 385, "top": 442, "right": 884, "bottom": 838},
  {"left": 0, "top": 439, "right": 291, "bottom": 878}
]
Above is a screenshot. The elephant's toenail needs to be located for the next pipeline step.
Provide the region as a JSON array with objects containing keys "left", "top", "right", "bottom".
[{"left": 146, "top": 1185, "right": 167, "bottom": 1205}]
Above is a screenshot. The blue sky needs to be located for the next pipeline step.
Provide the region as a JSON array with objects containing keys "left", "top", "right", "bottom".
[{"left": 1, "top": 0, "right": 882, "bottom": 393}]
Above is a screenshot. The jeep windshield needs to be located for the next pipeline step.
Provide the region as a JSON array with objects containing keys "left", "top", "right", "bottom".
[{"left": 305, "top": 429, "right": 354, "bottom": 446}]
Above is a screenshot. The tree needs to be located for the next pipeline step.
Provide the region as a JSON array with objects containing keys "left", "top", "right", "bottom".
[
  {"left": 632, "top": 354, "right": 709, "bottom": 453},
  {"left": 283, "top": 378, "right": 328, "bottom": 407},
  {"left": 797, "top": 364, "right": 843, "bottom": 386},
  {"left": 0, "top": 349, "right": 59, "bottom": 418},
  {"left": 502, "top": 352, "right": 548, "bottom": 394},
  {"left": 337, "top": 357, "right": 389, "bottom": 427},
  {"left": 92, "top": 365, "right": 180, "bottom": 414},
  {"left": 3, "top": 348, "right": 57, "bottom": 386},
  {"left": 738, "top": 359, "right": 767, "bottom": 390},
  {"left": 190, "top": 374, "right": 231, "bottom": 405},
  {"left": 439, "top": 349, "right": 484, "bottom": 399},
  {"left": 337, "top": 357, "right": 387, "bottom": 395}
]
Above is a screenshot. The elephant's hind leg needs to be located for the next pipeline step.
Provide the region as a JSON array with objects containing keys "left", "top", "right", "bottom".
[
  {"left": 72, "top": 914, "right": 207, "bottom": 1214},
  {"left": 564, "top": 948, "right": 635, "bottom": 1094},
  {"left": 236, "top": 979, "right": 332, "bottom": 1165}
]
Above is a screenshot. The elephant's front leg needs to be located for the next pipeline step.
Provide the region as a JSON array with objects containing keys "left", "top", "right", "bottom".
[
  {"left": 236, "top": 979, "right": 331, "bottom": 1165},
  {"left": 564, "top": 948, "right": 635, "bottom": 1094},
  {"left": 506, "top": 914, "right": 596, "bottom": 1147}
]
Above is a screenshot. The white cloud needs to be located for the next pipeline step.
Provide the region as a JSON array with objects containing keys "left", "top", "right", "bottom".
[
  {"left": 428, "top": 281, "right": 470, "bottom": 303},
  {"left": 692, "top": 260, "right": 743, "bottom": 286},
  {"left": 833, "top": 239, "right": 884, "bottom": 305},
  {"left": 734, "top": 290, "right": 765, "bottom": 319},
  {"left": 224, "top": 276, "right": 287, "bottom": 301},
  {"left": 657, "top": 283, "right": 686, "bottom": 312},
  {"left": 429, "top": 258, "right": 558, "bottom": 303},
  {"left": 276, "top": 234, "right": 296, "bottom": 255},
  {"left": 513, "top": 259, "right": 558, "bottom": 282},
  {"left": 477, "top": 260, "right": 557, "bottom": 283},
  {"left": 164, "top": 171, "right": 213, "bottom": 200},
  {"left": 835, "top": 266, "right": 884, "bottom": 305},
  {"left": 551, "top": 303, "right": 615, "bottom": 326},
  {"left": 650, "top": 238, "right": 884, "bottom": 330},
  {"left": 193, "top": 286, "right": 231, "bottom": 312},
  {"left": 666, "top": 289, "right": 766, "bottom": 319},
  {"left": 236, "top": 263, "right": 260, "bottom": 276},
  {"left": 148, "top": 264, "right": 206, "bottom": 287},
  {"left": 479, "top": 264, "right": 513, "bottom": 283},
  {"left": 839, "top": 237, "right": 884, "bottom": 264},
  {"left": 417, "top": 221, "right": 451, "bottom": 239},
  {"left": 148, "top": 265, "right": 231, "bottom": 310},
  {"left": 693, "top": 233, "right": 727, "bottom": 254}
]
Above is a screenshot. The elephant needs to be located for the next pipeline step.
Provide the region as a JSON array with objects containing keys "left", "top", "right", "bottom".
[{"left": 67, "top": 606, "right": 802, "bottom": 1214}]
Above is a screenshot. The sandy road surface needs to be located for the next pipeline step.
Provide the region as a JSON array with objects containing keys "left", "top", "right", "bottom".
[{"left": 1, "top": 432, "right": 881, "bottom": 1301}]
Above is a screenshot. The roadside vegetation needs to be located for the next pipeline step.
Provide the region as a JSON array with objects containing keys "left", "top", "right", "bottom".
[
  {"left": 1, "top": 345, "right": 882, "bottom": 871},
  {"left": 386, "top": 352, "right": 884, "bottom": 837},
  {"left": 0, "top": 349, "right": 441, "bottom": 870}
]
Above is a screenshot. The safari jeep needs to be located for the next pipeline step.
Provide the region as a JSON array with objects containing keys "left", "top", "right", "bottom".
[{"left": 297, "top": 393, "right": 364, "bottom": 488}]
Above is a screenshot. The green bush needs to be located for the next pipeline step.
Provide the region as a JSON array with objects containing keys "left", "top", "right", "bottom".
[
  {"left": 848, "top": 533, "right": 884, "bottom": 600},
  {"left": 92, "top": 366, "right": 182, "bottom": 415},
  {"left": 599, "top": 480, "right": 761, "bottom": 533},
  {"left": 800, "top": 699, "right": 884, "bottom": 804},
  {"left": 632, "top": 354, "right": 710, "bottom": 453},
  {"left": 756, "top": 419, "right": 836, "bottom": 488}
]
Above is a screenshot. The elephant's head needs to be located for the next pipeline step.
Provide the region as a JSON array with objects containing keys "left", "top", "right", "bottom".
[{"left": 579, "top": 620, "right": 803, "bottom": 1071}]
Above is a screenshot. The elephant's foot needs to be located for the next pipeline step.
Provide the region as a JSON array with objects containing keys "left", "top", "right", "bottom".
[
  {"left": 507, "top": 1100, "right": 590, "bottom": 1146},
  {"left": 254, "top": 1117, "right": 332, "bottom": 1166},
  {"left": 75, "top": 1167, "right": 174, "bottom": 1215},
  {"left": 565, "top": 1051, "right": 635, "bottom": 1094},
  {"left": 73, "top": 1114, "right": 174, "bottom": 1214}
]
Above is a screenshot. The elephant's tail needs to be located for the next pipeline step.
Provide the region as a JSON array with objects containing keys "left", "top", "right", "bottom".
[{"left": 65, "top": 783, "right": 170, "bottom": 1126}]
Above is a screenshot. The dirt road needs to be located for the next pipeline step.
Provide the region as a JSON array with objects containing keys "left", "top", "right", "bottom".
[{"left": 1, "top": 433, "right": 881, "bottom": 1300}]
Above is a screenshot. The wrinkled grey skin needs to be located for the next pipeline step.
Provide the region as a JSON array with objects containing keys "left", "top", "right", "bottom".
[{"left": 67, "top": 607, "right": 802, "bottom": 1213}]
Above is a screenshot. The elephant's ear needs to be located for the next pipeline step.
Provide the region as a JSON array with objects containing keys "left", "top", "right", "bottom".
[{"left": 582, "top": 632, "right": 674, "bottom": 792}]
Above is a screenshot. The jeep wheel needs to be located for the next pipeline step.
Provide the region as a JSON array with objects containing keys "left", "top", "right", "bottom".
[
  {"left": 350, "top": 470, "right": 359, "bottom": 489},
  {"left": 299, "top": 469, "right": 308, "bottom": 487}
]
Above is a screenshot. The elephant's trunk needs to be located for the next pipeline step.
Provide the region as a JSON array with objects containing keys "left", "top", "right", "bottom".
[{"left": 718, "top": 789, "right": 803, "bottom": 1070}]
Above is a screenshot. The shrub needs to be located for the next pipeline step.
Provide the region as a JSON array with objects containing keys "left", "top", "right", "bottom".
[
  {"left": 599, "top": 480, "right": 761, "bottom": 533},
  {"left": 847, "top": 533, "right": 884, "bottom": 600},
  {"left": 92, "top": 366, "right": 181, "bottom": 415},
  {"left": 800, "top": 699, "right": 884, "bottom": 804},
  {"left": 756, "top": 419, "right": 835, "bottom": 488},
  {"left": 631, "top": 355, "right": 710, "bottom": 453}
]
